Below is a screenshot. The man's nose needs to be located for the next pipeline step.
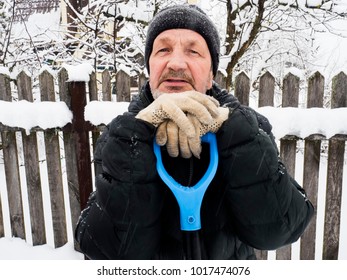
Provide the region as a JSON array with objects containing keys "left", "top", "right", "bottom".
[{"left": 166, "top": 51, "right": 187, "bottom": 71}]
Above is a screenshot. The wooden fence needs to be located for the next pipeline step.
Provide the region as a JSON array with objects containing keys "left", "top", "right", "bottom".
[{"left": 0, "top": 69, "right": 346, "bottom": 260}]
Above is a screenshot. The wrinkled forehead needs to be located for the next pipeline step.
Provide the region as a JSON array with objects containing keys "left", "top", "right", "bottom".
[{"left": 153, "top": 29, "right": 210, "bottom": 50}]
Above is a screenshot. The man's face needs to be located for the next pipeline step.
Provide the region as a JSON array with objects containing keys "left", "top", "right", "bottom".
[{"left": 149, "top": 29, "right": 213, "bottom": 98}]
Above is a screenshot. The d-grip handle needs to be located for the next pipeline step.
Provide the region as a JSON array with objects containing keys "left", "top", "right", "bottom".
[{"left": 153, "top": 132, "right": 218, "bottom": 231}]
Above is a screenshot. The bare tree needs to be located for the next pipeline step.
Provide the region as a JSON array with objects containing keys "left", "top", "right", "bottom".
[
  {"left": 2, "top": 0, "right": 347, "bottom": 88},
  {"left": 65, "top": 0, "right": 89, "bottom": 33},
  {"left": 0, "top": 0, "right": 15, "bottom": 67},
  {"left": 222, "top": 0, "right": 347, "bottom": 89}
]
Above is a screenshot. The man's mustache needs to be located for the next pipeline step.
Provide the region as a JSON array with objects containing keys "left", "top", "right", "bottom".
[{"left": 158, "top": 70, "right": 194, "bottom": 86}]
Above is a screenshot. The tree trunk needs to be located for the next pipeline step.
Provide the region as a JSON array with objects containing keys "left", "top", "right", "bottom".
[{"left": 224, "top": 0, "right": 265, "bottom": 90}]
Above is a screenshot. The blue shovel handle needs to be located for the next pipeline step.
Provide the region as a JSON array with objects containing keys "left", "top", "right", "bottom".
[{"left": 153, "top": 132, "right": 218, "bottom": 231}]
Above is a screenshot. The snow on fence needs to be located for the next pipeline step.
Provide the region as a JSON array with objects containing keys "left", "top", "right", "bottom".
[{"left": 0, "top": 69, "right": 346, "bottom": 260}]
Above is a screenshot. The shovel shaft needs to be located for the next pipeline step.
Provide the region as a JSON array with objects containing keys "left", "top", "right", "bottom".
[{"left": 184, "top": 231, "right": 202, "bottom": 260}]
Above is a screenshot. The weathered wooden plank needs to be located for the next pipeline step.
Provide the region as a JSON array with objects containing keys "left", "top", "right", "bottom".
[
  {"left": 0, "top": 74, "right": 6, "bottom": 237},
  {"left": 138, "top": 72, "right": 147, "bottom": 93},
  {"left": 89, "top": 71, "right": 98, "bottom": 101},
  {"left": 116, "top": 70, "right": 131, "bottom": 102},
  {"left": 102, "top": 69, "right": 112, "bottom": 101},
  {"left": 323, "top": 139, "right": 344, "bottom": 259},
  {"left": 259, "top": 71, "right": 275, "bottom": 107},
  {"left": 280, "top": 140, "right": 297, "bottom": 176},
  {"left": 0, "top": 73, "right": 11, "bottom": 102},
  {"left": 0, "top": 73, "right": 26, "bottom": 239},
  {"left": 322, "top": 72, "right": 347, "bottom": 259},
  {"left": 2, "top": 132, "right": 26, "bottom": 239},
  {"left": 58, "top": 68, "right": 80, "bottom": 245},
  {"left": 277, "top": 73, "right": 300, "bottom": 260},
  {"left": 68, "top": 81, "right": 93, "bottom": 211},
  {"left": 39, "top": 70, "right": 67, "bottom": 248},
  {"left": 88, "top": 71, "right": 101, "bottom": 173},
  {"left": 300, "top": 71, "right": 324, "bottom": 260},
  {"left": 254, "top": 71, "right": 276, "bottom": 260},
  {"left": 215, "top": 71, "right": 227, "bottom": 89},
  {"left": 306, "top": 72, "right": 324, "bottom": 108},
  {"left": 17, "top": 71, "right": 46, "bottom": 245},
  {"left": 0, "top": 189, "right": 3, "bottom": 237},
  {"left": 234, "top": 72, "right": 250, "bottom": 106},
  {"left": 282, "top": 73, "right": 300, "bottom": 107}
]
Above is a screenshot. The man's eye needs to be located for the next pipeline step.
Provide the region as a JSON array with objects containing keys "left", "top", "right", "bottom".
[
  {"left": 158, "top": 48, "right": 169, "bottom": 53},
  {"left": 189, "top": 49, "right": 199, "bottom": 55}
]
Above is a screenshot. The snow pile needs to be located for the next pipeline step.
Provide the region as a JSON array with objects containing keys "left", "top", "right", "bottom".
[
  {"left": 258, "top": 107, "right": 347, "bottom": 139},
  {"left": 84, "top": 103, "right": 347, "bottom": 140},
  {"left": 62, "top": 63, "right": 94, "bottom": 82},
  {"left": 85, "top": 101, "right": 129, "bottom": 125},
  {"left": 0, "top": 238, "right": 83, "bottom": 260},
  {"left": 0, "top": 100, "right": 72, "bottom": 135},
  {"left": 1, "top": 100, "right": 347, "bottom": 140}
]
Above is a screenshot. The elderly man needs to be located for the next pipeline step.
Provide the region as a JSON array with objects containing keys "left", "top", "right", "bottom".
[{"left": 75, "top": 4, "right": 313, "bottom": 260}]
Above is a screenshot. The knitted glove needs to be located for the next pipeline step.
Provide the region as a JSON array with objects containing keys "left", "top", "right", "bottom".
[
  {"left": 136, "top": 91, "right": 219, "bottom": 138},
  {"left": 156, "top": 107, "right": 231, "bottom": 158}
]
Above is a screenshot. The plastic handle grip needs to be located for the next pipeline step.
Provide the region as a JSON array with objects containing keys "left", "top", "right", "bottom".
[{"left": 153, "top": 132, "right": 218, "bottom": 231}]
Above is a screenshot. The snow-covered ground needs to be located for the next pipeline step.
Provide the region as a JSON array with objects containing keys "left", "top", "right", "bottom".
[{"left": 0, "top": 237, "right": 82, "bottom": 260}]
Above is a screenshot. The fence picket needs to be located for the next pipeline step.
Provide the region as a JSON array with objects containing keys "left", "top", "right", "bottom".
[
  {"left": 68, "top": 81, "right": 93, "bottom": 212},
  {"left": 138, "top": 72, "right": 146, "bottom": 93},
  {"left": 115, "top": 70, "right": 130, "bottom": 102},
  {"left": 0, "top": 73, "right": 26, "bottom": 239},
  {"left": 88, "top": 71, "right": 101, "bottom": 175},
  {"left": 253, "top": 71, "right": 277, "bottom": 260},
  {"left": 300, "top": 71, "right": 325, "bottom": 259},
  {"left": 58, "top": 68, "right": 81, "bottom": 245},
  {"left": 259, "top": 71, "right": 275, "bottom": 107},
  {"left": 323, "top": 72, "right": 347, "bottom": 259},
  {"left": 234, "top": 72, "right": 250, "bottom": 106},
  {"left": 277, "top": 72, "right": 300, "bottom": 260},
  {"left": 215, "top": 71, "right": 227, "bottom": 89},
  {"left": 0, "top": 75, "right": 5, "bottom": 237},
  {"left": 17, "top": 71, "right": 46, "bottom": 245},
  {"left": 102, "top": 69, "right": 112, "bottom": 101},
  {"left": 0, "top": 194, "right": 3, "bottom": 238},
  {"left": 253, "top": 71, "right": 275, "bottom": 259},
  {"left": 39, "top": 70, "right": 67, "bottom": 248}
]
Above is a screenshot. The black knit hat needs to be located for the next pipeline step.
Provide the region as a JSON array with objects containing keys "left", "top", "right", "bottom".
[{"left": 145, "top": 4, "right": 220, "bottom": 76}]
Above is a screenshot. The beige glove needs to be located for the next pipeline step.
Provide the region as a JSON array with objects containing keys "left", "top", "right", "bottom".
[
  {"left": 156, "top": 107, "right": 231, "bottom": 158},
  {"left": 136, "top": 91, "right": 219, "bottom": 138}
]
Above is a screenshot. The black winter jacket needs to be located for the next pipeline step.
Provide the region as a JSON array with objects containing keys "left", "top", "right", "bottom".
[{"left": 75, "top": 82, "right": 314, "bottom": 260}]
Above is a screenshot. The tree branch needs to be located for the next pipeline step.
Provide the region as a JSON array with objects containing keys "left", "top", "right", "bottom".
[
  {"left": 1, "top": 0, "right": 16, "bottom": 66},
  {"left": 225, "top": 0, "right": 265, "bottom": 89}
]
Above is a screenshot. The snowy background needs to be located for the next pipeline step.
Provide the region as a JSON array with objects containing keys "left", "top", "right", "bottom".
[{"left": 1, "top": 0, "right": 347, "bottom": 261}]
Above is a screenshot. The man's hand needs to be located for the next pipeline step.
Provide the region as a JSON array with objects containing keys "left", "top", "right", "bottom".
[
  {"left": 156, "top": 107, "right": 231, "bottom": 158},
  {"left": 135, "top": 91, "right": 219, "bottom": 138}
]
